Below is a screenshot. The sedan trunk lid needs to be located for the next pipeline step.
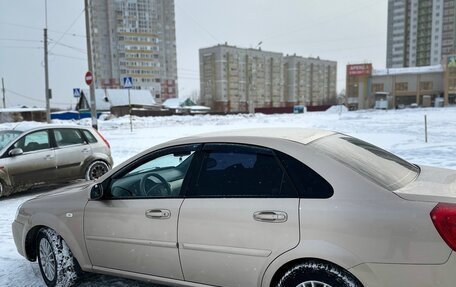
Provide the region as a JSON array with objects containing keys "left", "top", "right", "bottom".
[{"left": 394, "top": 165, "right": 456, "bottom": 203}]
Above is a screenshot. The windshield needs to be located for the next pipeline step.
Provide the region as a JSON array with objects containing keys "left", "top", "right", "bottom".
[
  {"left": 311, "top": 134, "right": 419, "bottom": 191},
  {"left": 0, "top": 130, "right": 22, "bottom": 150}
]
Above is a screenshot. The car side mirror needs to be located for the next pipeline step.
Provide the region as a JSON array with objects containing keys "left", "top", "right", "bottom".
[
  {"left": 90, "top": 184, "right": 103, "bottom": 200},
  {"left": 9, "top": 148, "right": 23, "bottom": 157}
]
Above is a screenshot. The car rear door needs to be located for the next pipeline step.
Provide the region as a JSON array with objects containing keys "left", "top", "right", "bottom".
[
  {"left": 5, "top": 129, "right": 56, "bottom": 186},
  {"left": 178, "top": 143, "right": 300, "bottom": 287},
  {"left": 84, "top": 144, "right": 199, "bottom": 280},
  {"left": 52, "top": 128, "right": 92, "bottom": 180}
]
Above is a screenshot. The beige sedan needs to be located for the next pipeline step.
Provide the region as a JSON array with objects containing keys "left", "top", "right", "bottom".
[{"left": 12, "top": 128, "right": 456, "bottom": 287}]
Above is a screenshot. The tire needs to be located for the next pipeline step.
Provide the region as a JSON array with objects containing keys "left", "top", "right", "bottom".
[
  {"left": 276, "top": 261, "right": 363, "bottom": 287},
  {"left": 37, "top": 228, "right": 81, "bottom": 287},
  {"left": 85, "top": 160, "right": 109, "bottom": 180}
]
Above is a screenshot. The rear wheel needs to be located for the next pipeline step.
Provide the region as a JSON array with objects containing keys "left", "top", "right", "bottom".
[
  {"left": 85, "top": 161, "right": 109, "bottom": 180},
  {"left": 37, "top": 228, "right": 81, "bottom": 287},
  {"left": 276, "top": 261, "right": 362, "bottom": 287}
]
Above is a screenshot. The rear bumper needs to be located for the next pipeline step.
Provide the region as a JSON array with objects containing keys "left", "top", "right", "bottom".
[
  {"left": 350, "top": 253, "right": 456, "bottom": 287},
  {"left": 12, "top": 220, "right": 25, "bottom": 257}
]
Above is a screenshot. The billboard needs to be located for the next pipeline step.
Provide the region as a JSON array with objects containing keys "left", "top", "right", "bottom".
[{"left": 347, "top": 64, "right": 372, "bottom": 77}]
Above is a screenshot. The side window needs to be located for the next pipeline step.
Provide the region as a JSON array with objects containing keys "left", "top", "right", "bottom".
[
  {"left": 189, "top": 144, "right": 296, "bottom": 198},
  {"left": 81, "top": 130, "right": 97, "bottom": 144},
  {"left": 14, "top": 130, "right": 50, "bottom": 152},
  {"left": 54, "top": 129, "right": 85, "bottom": 147},
  {"left": 277, "top": 151, "right": 334, "bottom": 199},
  {"left": 109, "top": 145, "right": 198, "bottom": 198}
]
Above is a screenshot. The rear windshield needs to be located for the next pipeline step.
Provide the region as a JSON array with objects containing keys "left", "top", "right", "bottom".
[{"left": 311, "top": 134, "right": 419, "bottom": 191}]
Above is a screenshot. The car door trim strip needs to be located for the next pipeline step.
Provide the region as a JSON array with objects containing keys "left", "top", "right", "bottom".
[
  {"left": 180, "top": 242, "right": 271, "bottom": 257},
  {"left": 86, "top": 235, "right": 177, "bottom": 249}
]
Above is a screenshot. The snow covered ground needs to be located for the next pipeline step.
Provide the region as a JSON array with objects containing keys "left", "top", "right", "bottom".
[{"left": 0, "top": 107, "right": 455, "bottom": 286}]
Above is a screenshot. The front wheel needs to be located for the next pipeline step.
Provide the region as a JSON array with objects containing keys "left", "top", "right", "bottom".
[
  {"left": 276, "top": 261, "right": 363, "bottom": 287},
  {"left": 37, "top": 228, "right": 81, "bottom": 287},
  {"left": 85, "top": 161, "right": 109, "bottom": 180}
]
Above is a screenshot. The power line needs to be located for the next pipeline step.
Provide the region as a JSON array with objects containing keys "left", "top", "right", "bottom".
[
  {"left": 0, "top": 21, "right": 87, "bottom": 38},
  {"left": 48, "top": 52, "right": 87, "bottom": 61},
  {"left": 0, "top": 38, "right": 43, "bottom": 43},
  {"left": 6, "top": 89, "right": 43, "bottom": 103},
  {"left": 5, "top": 88, "right": 72, "bottom": 106},
  {"left": 175, "top": 3, "right": 220, "bottom": 43},
  {"left": 48, "top": 9, "right": 85, "bottom": 54},
  {"left": 48, "top": 39, "right": 86, "bottom": 54},
  {"left": 0, "top": 45, "right": 42, "bottom": 50}
]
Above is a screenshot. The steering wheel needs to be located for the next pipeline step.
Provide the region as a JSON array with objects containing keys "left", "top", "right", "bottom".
[{"left": 139, "top": 173, "right": 171, "bottom": 197}]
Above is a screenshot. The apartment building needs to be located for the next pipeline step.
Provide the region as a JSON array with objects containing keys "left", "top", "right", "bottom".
[
  {"left": 88, "top": 0, "right": 178, "bottom": 102},
  {"left": 199, "top": 44, "right": 284, "bottom": 113},
  {"left": 387, "top": 0, "right": 456, "bottom": 68},
  {"left": 200, "top": 44, "right": 337, "bottom": 113},
  {"left": 283, "top": 55, "right": 337, "bottom": 107}
]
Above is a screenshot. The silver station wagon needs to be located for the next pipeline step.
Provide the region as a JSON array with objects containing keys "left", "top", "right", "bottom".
[
  {"left": 0, "top": 125, "right": 113, "bottom": 197},
  {"left": 12, "top": 128, "right": 456, "bottom": 287}
]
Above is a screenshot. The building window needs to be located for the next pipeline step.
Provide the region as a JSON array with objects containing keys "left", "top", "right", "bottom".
[
  {"left": 420, "top": 81, "right": 433, "bottom": 91},
  {"left": 372, "top": 83, "right": 384, "bottom": 92},
  {"left": 395, "top": 82, "right": 408, "bottom": 91},
  {"left": 449, "top": 79, "right": 456, "bottom": 90}
]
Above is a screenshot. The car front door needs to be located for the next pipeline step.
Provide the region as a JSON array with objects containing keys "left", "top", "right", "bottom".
[
  {"left": 52, "top": 128, "right": 92, "bottom": 180},
  {"left": 4, "top": 129, "right": 56, "bottom": 186},
  {"left": 178, "top": 144, "right": 300, "bottom": 287},
  {"left": 84, "top": 144, "right": 199, "bottom": 279}
]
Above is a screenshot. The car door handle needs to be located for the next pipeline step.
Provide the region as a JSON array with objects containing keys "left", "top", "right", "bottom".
[
  {"left": 145, "top": 209, "right": 171, "bottom": 219},
  {"left": 81, "top": 148, "right": 91, "bottom": 153},
  {"left": 44, "top": 154, "right": 54, "bottom": 160},
  {"left": 253, "top": 211, "right": 288, "bottom": 223}
]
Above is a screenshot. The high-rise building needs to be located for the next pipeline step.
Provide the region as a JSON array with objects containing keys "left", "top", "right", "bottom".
[
  {"left": 88, "top": 0, "right": 178, "bottom": 102},
  {"left": 199, "top": 44, "right": 337, "bottom": 113},
  {"left": 386, "top": 0, "right": 456, "bottom": 68}
]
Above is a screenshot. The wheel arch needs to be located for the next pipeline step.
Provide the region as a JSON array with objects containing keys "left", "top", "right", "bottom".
[
  {"left": 261, "top": 240, "right": 364, "bottom": 287},
  {"left": 82, "top": 156, "right": 111, "bottom": 172},
  {"left": 24, "top": 214, "right": 91, "bottom": 271},
  {"left": 268, "top": 258, "right": 363, "bottom": 287}
]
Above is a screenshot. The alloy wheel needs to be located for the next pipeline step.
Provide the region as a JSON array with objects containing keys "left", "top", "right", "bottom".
[
  {"left": 39, "top": 237, "right": 56, "bottom": 282},
  {"left": 89, "top": 162, "right": 108, "bottom": 179},
  {"left": 296, "top": 281, "right": 333, "bottom": 287}
]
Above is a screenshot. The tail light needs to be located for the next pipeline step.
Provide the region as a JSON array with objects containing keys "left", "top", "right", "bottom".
[
  {"left": 96, "top": 130, "right": 110, "bottom": 149},
  {"left": 431, "top": 203, "right": 456, "bottom": 251}
]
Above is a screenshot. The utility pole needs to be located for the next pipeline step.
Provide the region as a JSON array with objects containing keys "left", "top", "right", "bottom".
[
  {"left": 44, "top": 0, "right": 51, "bottom": 123},
  {"left": 44, "top": 28, "right": 51, "bottom": 123},
  {"left": 1, "top": 78, "right": 5, "bottom": 108},
  {"left": 84, "top": 0, "right": 98, "bottom": 130}
]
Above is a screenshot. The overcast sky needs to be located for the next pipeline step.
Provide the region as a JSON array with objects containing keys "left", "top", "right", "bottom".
[{"left": 0, "top": 0, "right": 387, "bottom": 109}]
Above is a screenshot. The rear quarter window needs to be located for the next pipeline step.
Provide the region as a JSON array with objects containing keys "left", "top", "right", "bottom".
[
  {"left": 54, "top": 129, "right": 85, "bottom": 146},
  {"left": 81, "top": 130, "right": 97, "bottom": 144},
  {"left": 276, "top": 151, "right": 334, "bottom": 199}
]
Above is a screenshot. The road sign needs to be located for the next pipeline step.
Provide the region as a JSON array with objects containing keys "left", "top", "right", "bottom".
[
  {"left": 123, "top": 77, "right": 133, "bottom": 89},
  {"left": 73, "top": 88, "right": 81, "bottom": 98},
  {"left": 85, "top": 71, "right": 93, "bottom": 86}
]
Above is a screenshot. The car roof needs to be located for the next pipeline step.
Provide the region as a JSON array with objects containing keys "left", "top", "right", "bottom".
[
  {"left": 4, "top": 123, "right": 92, "bottom": 133},
  {"left": 176, "top": 127, "right": 335, "bottom": 145}
]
